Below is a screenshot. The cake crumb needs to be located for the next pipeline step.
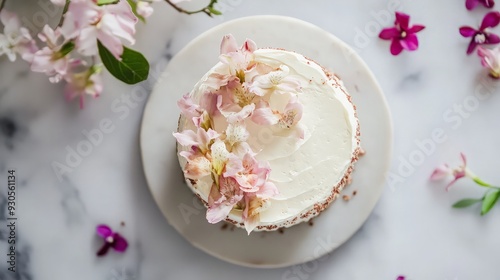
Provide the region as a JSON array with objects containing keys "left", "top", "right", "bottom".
[
  {"left": 308, "top": 220, "right": 314, "bottom": 227},
  {"left": 358, "top": 148, "right": 366, "bottom": 156},
  {"left": 352, "top": 190, "right": 358, "bottom": 196},
  {"left": 342, "top": 195, "right": 351, "bottom": 201},
  {"left": 120, "top": 221, "right": 125, "bottom": 227},
  {"left": 347, "top": 174, "right": 353, "bottom": 185},
  {"left": 278, "top": 228, "right": 285, "bottom": 234},
  {"left": 221, "top": 223, "right": 228, "bottom": 230}
]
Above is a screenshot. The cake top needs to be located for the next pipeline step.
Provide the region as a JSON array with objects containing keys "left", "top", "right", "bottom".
[{"left": 174, "top": 35, "right": 307, "bottom": 234}]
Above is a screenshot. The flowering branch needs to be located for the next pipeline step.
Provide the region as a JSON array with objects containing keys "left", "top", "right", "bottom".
[
  {"left": 164, "top": 0, "right": 221, "bottom": 17},
  {"left": 431, "top": 153, "right": 500, "bottom": 215}
]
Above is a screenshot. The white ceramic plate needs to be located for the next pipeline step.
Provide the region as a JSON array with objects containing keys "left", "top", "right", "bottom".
[{"left": 140, "top": 15, "right": 392, "bottom": 268}]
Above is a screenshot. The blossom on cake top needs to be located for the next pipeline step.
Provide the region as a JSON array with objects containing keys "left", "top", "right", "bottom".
[{"left": 174, "top": 34, "right": 306, "bottom": 234}]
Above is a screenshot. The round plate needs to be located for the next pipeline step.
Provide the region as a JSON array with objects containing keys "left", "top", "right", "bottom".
[{"left": 140, "top": 15, "right": 392, "bottom": 268}]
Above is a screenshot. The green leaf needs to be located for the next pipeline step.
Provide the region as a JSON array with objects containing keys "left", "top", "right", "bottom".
[
  {"left": 98, "top": 41, "right": 149, "bottom": 85},
  {"left": 97, "top": 0, "right": 119, "bottom": 5},
  {"left": 126, "top": 0, "right": 146, "bottom": 22},
  {"left": 453, "top": 198, "right": 482, "bottom": 208},
  {"left": 208, "top": 6, "right": 222, "bottom": 15},
  {"left": 473, "top": 177, "right": 493, "bottom": 187},
  {"left": 59, "top": 41, "right": 75, "bottom": 57},
  {"left": 481, "top": 190, "right": 500, "bottom": 215}
]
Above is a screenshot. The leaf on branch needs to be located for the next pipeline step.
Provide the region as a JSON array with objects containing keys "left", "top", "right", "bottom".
[
  {"left": 452, "top": 198, "right": 482, "bottom": 208},
  {"left": 98, "top": 41, "right": 149, "bottom": 85},
  {"left": 481, "top": 190, "right": 500, "bottom": 215}
]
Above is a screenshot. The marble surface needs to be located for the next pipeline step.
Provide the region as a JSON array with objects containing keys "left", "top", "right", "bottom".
[{"left": 0, "top": 0, "right": 499, "bottom": 279}]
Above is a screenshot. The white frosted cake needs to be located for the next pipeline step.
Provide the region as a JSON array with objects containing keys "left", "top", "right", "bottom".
[{"left": 174, "top": 35, "right": 360, "bottom": 234}]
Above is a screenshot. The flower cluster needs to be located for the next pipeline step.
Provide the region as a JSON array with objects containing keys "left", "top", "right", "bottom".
[
  {"left": 174, "top": 35, "right": 305, "bottom": 234},
  {"left": 0, "top": 0, "right": 218, "bottom": 108},
  {"left": 431, "top": 153, "right": 500, "bottom": 215}
]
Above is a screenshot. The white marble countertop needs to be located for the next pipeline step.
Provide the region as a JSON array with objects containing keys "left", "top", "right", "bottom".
[{"left": 1, "top": 0, "right": 499, "bottom": 279}]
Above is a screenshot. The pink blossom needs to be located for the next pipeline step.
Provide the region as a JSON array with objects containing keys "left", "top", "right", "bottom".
[
  {"left": 179, "top": 148, "right": 212, "bottom": 180},
  {"left": 251, "top": 96, "right": 304, "bottom": 138},
  {"left": 225, "top": 122, "right": 249, "bottom": 147},
  {"left": 62, "top": 0, "right": 138, "bottom": 59},
  {"left": 477, "top": 46, "right": 500, "bottom": 78},
  {"left": 0, "top": 10, "right": 37, "bottom": 62},
  {"left": 466, "top": 0, "right": 495, "bottom": 10},
  {"left": 210, "top": 139, "right": 230, "bottom": 175},
  {"left": 64, "top": 65, "right": 103, "bottom": 109},
  {"left": 430, "top": 153, "right": 469, "bottom": 191},
  {"left": 206, "top": 176, "right": 244, "bottom": 224},
  {"left": 215, "top": 80, "right": 256, "bottom": 123},
  {"left": 136, "top": 0, "right": 161, "bottom": 18},
  {"left": 173, "top": 127, "right": 220, "bottom": 154},
  {"left": 379, "top": 12, "right": 425, "bottom": 56},
  {"left": 224, "top": 152, "right": 273, "bottom": 193},
  {"left": 250, "top": 65, "right": 302, "bottom": 96},
  {"left": 31, "top": 25, "right": 73, "bottom": 83},
  {"left": 177, "top": 92, "right": 218, "bottom": 128},
  {"left": 460, "top": 11, "right": 500, "bottom": 55},
  {"left": 242, "top": 183, "right": 278, "bottom": 234}
]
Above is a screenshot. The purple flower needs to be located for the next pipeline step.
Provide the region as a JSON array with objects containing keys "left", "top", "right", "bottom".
[
  {"left": 466, "top": 0, "right": 495, "bottom": 10},
  {"left": 96, "top": 224, "right": 128, "bottom": 257},
  {"left": 459, "top": 11, "right": 500, "bottom": 54},
  {"left": 397, "top": 276, "right": 406, "bottom": 280},
  {"left": 379, "top": 12, "right": 425, "bottom": 56}
]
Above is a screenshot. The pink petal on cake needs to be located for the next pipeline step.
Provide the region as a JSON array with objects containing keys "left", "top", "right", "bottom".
[
  {"left": 243, "top": 39, "right": 257, "bottom": 53},
  {"left": 173, "top": 130, "right": 198, "bottom": 147},
  {"left": 220, "top": 34, "right": 238, "bottom": 54},
  {"left": 206, "top": 203, "right": 234, "bottom": 224}
]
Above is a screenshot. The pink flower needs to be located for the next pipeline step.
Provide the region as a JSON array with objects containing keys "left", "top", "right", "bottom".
[
  {"left": 460, "top": 11, "right": 500, "bottom": 55},
  {"left": 0, "top": 10, "right": 37, "bottom": 62},
  {"left": 136, "top": 0, "right": 160, "bottom": 18},
  {"left": 31, "top": 25, "right": 74, "bottom": 83},
  {"left": 209, "top": 139, "right": 230, "bottom": 175},
  {"left": 477, "top": 46, "right": 500, "bottom": 78},
  {"left": 430, "top": 153, "right": 469, "bottom": 191},
  {"left": 64, "top": 65, "right": 103, "bottom": 109},
  {"left": 206, "top": 176, "right": 244, "bottom": 224},
  {"left": 466, "top": 0, "right": 495, "bottom": 10},
  {"left": 179, "top": 148, "right": 212, "bottom": 180},
  {"left": 225, "top": 122, "right": 250, "bottom": 147},
  {"left": 250, "top": 65, "right": 302, "bottom": 96},
  {"left": 242, "top": 182, "right": 279, "bottom": 234},
  {"left": 62, "top": 0, "right": 138, "bottom": 59},
  {"left": 251, "top": 96, "right": 305, "bottom": 138},
  {"left": 223, "top": 152, "right": 273, "bottom": 192},
  {"left": 173, "top": 127, "right": 220, "bottom": 154},
  {"left": 379, "top": 12, "right": 425, "bottom": 56},
  {"left": 177, "top": 92, "right": 218, "bottom": 128},
  {"left": 96, "top": 224, "right": 128, "bottom": 256},
  {"left": 396, "top": 276, "right": 406, "bottom": 280}
]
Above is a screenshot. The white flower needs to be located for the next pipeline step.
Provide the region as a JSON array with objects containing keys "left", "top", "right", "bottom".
[
  {"left": 0, "top": 10, "right": 37, "bottom": 62},
  {"left": 250, "top": 65, "right": 303, "bottom": 96}
]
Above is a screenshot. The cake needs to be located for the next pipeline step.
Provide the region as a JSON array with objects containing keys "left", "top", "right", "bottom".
[{"left": 174, "top": 34, "right": 360, "bottom": 234}]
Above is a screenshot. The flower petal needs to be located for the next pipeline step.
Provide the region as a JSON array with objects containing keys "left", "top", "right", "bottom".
[
  {"left": 390, "top": 39, "right": 404, "bottom": 55},
  {"left": 173, "top": 130, "right": 198, "bottom": 147},
  {"left": 243, "top": 39, "right": 257, "bottom": 53},
  {"left": 378, "top": 27, "right": 399, "bottom": 40},
  {"left": 251, "top": 103, "right": 279, "bottom": 125},
  {"left": 466, "top": 0, "right": 479, "bottom": 10},
  {"left": 97, "top": 242, "right": 112, "bottom": 256},
  {"left": 400, "top": 34, "right": 419, "bottom": 51},
  {"left": 111, "top": 233, "right": 128, "bottom": 252},
  {"left": 206, "top": 203, "right": 234, "bottom": 224},
  {"left": 459, "top": 152, "right": 467, "bottom": 167},
  {"left": 408, "top": 24, "right": 425, "bottom": 34},
  {"left": 220, "top": 34, "right": 238, "bottom": 54},
  {"left": 430, "top": 164, "right": 451, "bottom": 181},
  {"left": 256, "top": 181, "right": 279, "bottom": 199},
  {"left": 480, "top": 11, "right": 500, "bottom": 30},
  {"left": 459, "top": 26, "right": 477, "bottom": 38},
  {"left": 485, "top": 33, "right": 500, "bottom": 44},
  {"left": 467, "top": 39, "right": 478, "bottom": 54},
  {"left": 96, "top": 224, "right": 113, "bottom": 238},
  {"left": 395, "top": 12, "right": 410, "bottom": 30}
]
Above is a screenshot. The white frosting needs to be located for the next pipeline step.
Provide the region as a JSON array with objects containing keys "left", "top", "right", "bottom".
[{"left": 177, "top": 49, "right": 359, "bottom": 230}]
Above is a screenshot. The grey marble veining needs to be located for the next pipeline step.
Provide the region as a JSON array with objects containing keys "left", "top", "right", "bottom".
[{"left": 0, "top": 0, "right": 499, "bottom": 279}]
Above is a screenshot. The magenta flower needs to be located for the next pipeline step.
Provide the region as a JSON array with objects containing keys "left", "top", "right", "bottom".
[
  {"left": 430, "top": 153, "right": 469, "bottom": 191},
  {"left": 466, "top": 0, "right": 495, "bottom": 10},
  {"left": 96, "top": 224, "right": 128, "bottom": 257},
  {"left": 396, "top": 276, "right": 406, "bottom": 280},
  {"left": 459, "top": 11, "right": 500, "bottom": 55},
  {"left": 379, "top": 12, "right": 425, "bottom": 56}
]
